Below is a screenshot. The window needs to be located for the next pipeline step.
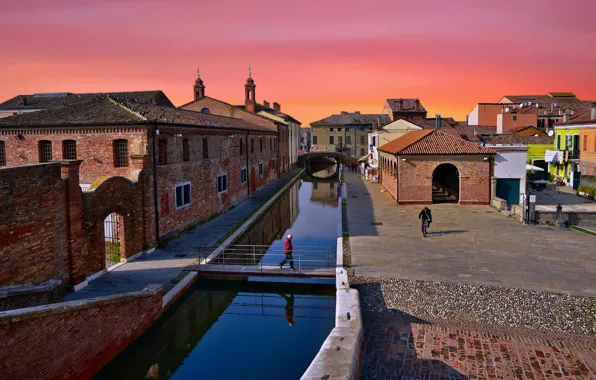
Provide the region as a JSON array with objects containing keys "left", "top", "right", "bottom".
[
  {"left": 183, "top": 138, "right": 190, "bottom": 162},
  {"left": 0, "top": 140, "right": 5, "bottom": 166},
  {"left": 260, "top": 138, "right": 263, "bottom": 153},
  {"left": 241, "top": 167, "right": 247, "bottom": 184},
  {"left": 338, "top": 128, "right": 342, "bottom": 132},
  {"left": 201, "top": 107, "right": 210, "bottom": 114},
  {"left": 270, "top": 137, "right": 273, "bottom": 150},
  {"left": 175, "top": 182, "right": 191, "bottom": 209},
  {"left": 203, "top": 138, "right": 208, "bottom": 159},
  {"left": 346, "top": 135, "right": 352, "bottom": 145},
  {"left": 313, "top": 182, "right": 318, "bottom": 189},
  {"left": 360, "top": 148, "right": 365, "bottom": 156},
  {"left": 329, "top": 128, "right": 334, "bottom": 132},
  {"left": 338, "top": 136, "right": 343, "bottom": 146},
  {"left": 240, "top": 138, "right": 244, "bottom": 156},
  {"left": 584, "top": 135, "right": 588, "bottom": 151},
  {"left": 62, "top": 140, "right": 77, "bottom": 160},
  {"left": 38, "top": 140, "right": 52, "bottom": 163},
  {"left": 565, "top": 134, "right": 572, "bottom": 150},
  {"left": 372, "top": 136, "right": 376, "bottom": 147},
  {"left": 158, "top": 139, "right": 168, "bottom": 165},
  {"left": 556, "top": 135, "right": 561, "bottom": 150},
  {"left": 360, "top": 136, "right": 365, "bottom": 144},
  {"left": 251, "top": 139, "right": 254, "bottom": 153},
  {"left": 313, "top": 136, "right": 318, "bottom": 145},
  {"left": 217, "top": 173, "right": 228, "bottom": 193},
  {"left": 114, "top": 139, "right": 128, "bottom": 167},
  {"left": 513, "top": 116, "right": 518, "bottom": 121},
  {"left": 258, "top": 161, "right": 264, "bottom": 176},
  {"left": 329, "top": 136, "right": 334, "bottom": 145}
]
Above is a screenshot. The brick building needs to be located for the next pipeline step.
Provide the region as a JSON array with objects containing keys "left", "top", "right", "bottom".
[
  {"left": 180, "top": 71, "right": 296, "bottom": 174},
  {"left": 0, "top": 96, "right": 278, "bottom": 291},
  {"left": 378, "top": 130, "right": 495, "bottom": 205}
]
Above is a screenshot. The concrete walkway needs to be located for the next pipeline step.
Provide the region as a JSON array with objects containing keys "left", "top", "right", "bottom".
[
  {"left": 63, "top": 170, "right": 301, "bottom": 301},
  {"left": 343, "top": 171, "right": 596, "bottom": 297}
]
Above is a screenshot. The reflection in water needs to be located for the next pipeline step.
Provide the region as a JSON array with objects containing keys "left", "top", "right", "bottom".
[
  {"left": 95, "top": 280, "right": 335, "bottom": 380},
  {"left": 308, "top": 162, "right": 337, "bottom": 179},
  {"left": 95, "top": 172, "right": 340, "bottom": 380}
]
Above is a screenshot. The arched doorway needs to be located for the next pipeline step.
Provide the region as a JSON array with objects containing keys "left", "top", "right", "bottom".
[
  {"left": 432, "top": 164, "right": 459, "bottom": 203},
  {"left": 103, "top": 212, "right": 124, "bottom": 267}
]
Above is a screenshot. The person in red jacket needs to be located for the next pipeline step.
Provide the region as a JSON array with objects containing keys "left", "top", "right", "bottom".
[
  {"left": 279, "top": 293, "right": 295, "bottom": 326},
  {"left": 279, "top": 233, "right": 294, "bottom": 270}
]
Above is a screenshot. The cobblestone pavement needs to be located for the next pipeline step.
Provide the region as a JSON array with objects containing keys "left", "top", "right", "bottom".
[
  {"left": 362, "top": 312, "right": 596, "bottom": 379},
  {"left": 62, "top": 169, "right": 301, "bottom": 301},
  {"left": 343, "top": 171, "right": 596, "bottom": 297}
]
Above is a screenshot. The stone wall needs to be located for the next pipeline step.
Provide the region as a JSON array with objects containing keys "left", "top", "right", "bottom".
[
  {"left": 0, "top": 285, "right": 162, "bottom": 380},
  {"left": 0, "top": 163, "right": 70, "bottom": 286},
  {"left": 491, "top": 196, "right": 508, "bottom": 211},
  {"left": 379, "top": 151, "right": 398, "bottom": 201},
  {"left": 535, "top": 210, "right": 596, "bottom": 228}
]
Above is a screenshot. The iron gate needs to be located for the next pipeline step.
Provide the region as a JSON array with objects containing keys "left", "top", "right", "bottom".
[{"left": 104, "top": 213, "right": 121, "bottom": 267}]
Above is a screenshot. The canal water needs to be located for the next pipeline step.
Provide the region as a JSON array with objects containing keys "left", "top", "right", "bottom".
[{"left": 95, "top": 165, "right": 339, "bottom": 380}]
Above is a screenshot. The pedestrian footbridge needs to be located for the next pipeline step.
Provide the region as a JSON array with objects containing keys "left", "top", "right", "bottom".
[{"left": 184, "top": 245, "right": 337, "bottom": 279}]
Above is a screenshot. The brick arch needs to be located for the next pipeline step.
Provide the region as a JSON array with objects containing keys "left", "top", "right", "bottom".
[{"left": 81, "top": 175, "right": 148, "bottom": 275}]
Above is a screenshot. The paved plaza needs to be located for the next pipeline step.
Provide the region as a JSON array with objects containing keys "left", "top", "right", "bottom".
[{"left": 343, "top": 172, "right": 596, "bottom": 297}]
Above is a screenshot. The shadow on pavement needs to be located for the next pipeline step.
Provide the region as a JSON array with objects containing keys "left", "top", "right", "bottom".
[
  {"left": 344, "top": 172, "right": 378, "bottom": 237},
  {"left": 428, "top": 229, "right": 468, "bottom": 236},
  {"left": 355, "top": 281, "right": 468, "bottom": 379}
]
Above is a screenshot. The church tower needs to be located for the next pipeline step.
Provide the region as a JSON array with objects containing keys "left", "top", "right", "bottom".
[
  {"left": 244, "top": 68, "right": 256, "bottom": 113},
  {"left": 193, "top": 69, "right": 205, "bottom": 100}
]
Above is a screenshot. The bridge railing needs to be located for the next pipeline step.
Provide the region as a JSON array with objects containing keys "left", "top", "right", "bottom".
[{"left": 195, "top": 245, "right": 336, "bottom": 274}]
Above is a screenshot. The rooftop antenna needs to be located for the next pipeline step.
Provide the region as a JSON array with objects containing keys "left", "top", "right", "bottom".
[
  {"left": 197, "top": 68, "right": 200, "bottom": 78},
  {"left": 248, "top": 67, "right": 252, "bottom": 78}
]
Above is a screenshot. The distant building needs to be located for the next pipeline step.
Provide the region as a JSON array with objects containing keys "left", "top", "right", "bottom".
[
  {"left": 300, "top": 126, "right": 311, "bottom": 151},
  {"left": 180, "top": 70, "right": 299, "bottom": 172},
  {"left": 381, "top": 98, "right": 427, "bottom": 121}
]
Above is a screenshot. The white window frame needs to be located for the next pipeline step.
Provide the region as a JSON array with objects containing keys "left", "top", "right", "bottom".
[
  {"left": 241, "top": 166, "right": 248, "bottom": 184},
  {"left": 258, "top": 160, "right": 264, "bottom": 176},
  {"left": 175, "top": 181, "right": 192, "bottom": 210},
  {"left": 217, "top": 173, "right": 228, "bottom": 194}
]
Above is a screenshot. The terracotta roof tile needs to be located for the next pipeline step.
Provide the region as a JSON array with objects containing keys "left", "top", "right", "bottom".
[
  {"left": 310, "top": 112, "right": 391, "bottom": 126},
  {"left": 385, "top": 98, "right": 427, "bottom": 113},
  {"left": 481, "top": 135, "right": 554, "bottom": 145},
  {"left": 379, "top": 130, "right": 495, "bottom": 155}
]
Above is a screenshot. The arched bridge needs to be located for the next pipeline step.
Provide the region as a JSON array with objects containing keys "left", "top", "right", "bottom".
[{"left": 299, "top": 151, "right": 357, "bottom": 167}]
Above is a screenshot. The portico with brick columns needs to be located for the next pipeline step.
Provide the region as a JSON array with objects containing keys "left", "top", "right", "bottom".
[{"left": 378, "top": 130, "right": 495, "bottom": 205}]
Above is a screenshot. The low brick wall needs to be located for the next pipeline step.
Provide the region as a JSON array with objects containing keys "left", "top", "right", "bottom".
[
  {"left": 0, "top": 285, "right": 162, "bottom": 380},
  {"left": 535, "top": 210, "right": 596, "bottom": 228},
  {"left": 0, "top": 280, "right": 64, "bottom": 312},
  {"left": 301, "top": 184, "right": 364, "bottom": 380}
]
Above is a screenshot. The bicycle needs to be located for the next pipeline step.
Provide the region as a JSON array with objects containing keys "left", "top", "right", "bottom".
[{"left": 421, "top": 219, "right": 429, "bottom": 237}]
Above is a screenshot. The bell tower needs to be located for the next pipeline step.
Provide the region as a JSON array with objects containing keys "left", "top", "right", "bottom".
[
  {"left": 193, "top": 69, "right": 205, "bottom": 100},
  {"left": 244, "top": 67, "right": 256, "bottom": 113}
]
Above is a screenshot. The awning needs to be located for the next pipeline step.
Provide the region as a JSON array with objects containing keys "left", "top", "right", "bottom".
[
  {"left": 357, "top": 155, "right": 369, "bottom": 163},
  {"left": 544, "top": 150, "right": 559, "bottom": 163},
  {"left": 526, "top": 164, "right": 544, "bottom": 172}
]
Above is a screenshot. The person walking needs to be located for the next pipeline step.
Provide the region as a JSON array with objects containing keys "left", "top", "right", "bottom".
[
  {"left": 418, "top": 207, "right": 432, "bottom": 237},
  {"left": 279, "top": 234, "right": 295, "bottom": 270},
  {"left": 279, "top": 293, "right": 295, "bottom": 327}
]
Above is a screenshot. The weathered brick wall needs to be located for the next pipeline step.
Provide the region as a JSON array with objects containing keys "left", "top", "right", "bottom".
[
  {"left": 396, "top": 156, "right": 491, "bottom": 205},
  {"left": 0, "top": 127, "right": 148, "bottom": 184},
  {"left": 155, "top": 129, "right": 277, "bottom": 238},
  {"left": 0, "top": 163, "right": 70, "bottom": 286},
  {"left": 278, "top": 124, "right": 289, "bottom": 174},
  {"left": 0, "top": 286, "right": 162, "bottom": 380},
  {"left": 182, "top": 98, "right": 276, "bottom": 129}
]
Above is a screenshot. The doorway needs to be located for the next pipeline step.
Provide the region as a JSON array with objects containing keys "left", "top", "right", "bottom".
[
  {"left": 432, "top": 164, "right": 459, "bottom": 203},
  {"left": 104, "top": 212, "right": 123, "bottom": 268}
]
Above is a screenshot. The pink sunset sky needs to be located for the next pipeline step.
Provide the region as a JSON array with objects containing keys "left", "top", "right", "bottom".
[{"left": 1, "top": 0, "right": 595, "bottom": 125}]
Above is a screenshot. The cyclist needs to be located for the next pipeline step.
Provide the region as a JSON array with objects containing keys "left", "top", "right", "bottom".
[{"left": 418, "top": 207, "right": 432, "bottom": 237}]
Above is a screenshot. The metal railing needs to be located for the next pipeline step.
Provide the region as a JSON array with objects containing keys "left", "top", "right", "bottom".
[
  {"left": 195, "top": 245, "right": 336, "bottom": 274},
  {"left": 222, "top": 292, "right": 335, "bottom": 320}
]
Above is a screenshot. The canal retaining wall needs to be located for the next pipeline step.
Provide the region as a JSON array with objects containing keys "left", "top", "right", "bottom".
[
  {"left": 301, "top": 182, "right": 364, "bottom": 380},
  {"left": 0, "top": 285, "right": 162, "bottom": 380}
]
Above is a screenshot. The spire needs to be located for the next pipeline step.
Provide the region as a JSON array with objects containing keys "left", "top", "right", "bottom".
[
  {"left": 194, "top": 68, "right": 205, "bottom": 100},
  {"left": 248, "top": 67, "right": 251, "bottom": 79},
  {"left": 245, "top": 67, "right": 256, "bottom": 112}
]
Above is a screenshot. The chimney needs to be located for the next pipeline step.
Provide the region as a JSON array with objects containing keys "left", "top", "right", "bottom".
[
  {"left": 273, "top": 102, "right": 280, "bottom": 111},
  {"left": 399, "top": 98, "right": 404, "bottom": 110},
  {"left": 263, "top": 100, "right": 270, "bottom": 108},
  {"left": 591, "top": 102, "right": 596, "bottom": 120},
  {"left": 415, "top": 98, "right": 420, "bottom": 111},
  {"left": 563, "top": 108, "right": 571, "bottom": 123},
  {"left": 354, "top": 111, "right": 360, "bottom": 114},
  {"left": 435, "top": 114, "right": 441, "bottom": 129}
]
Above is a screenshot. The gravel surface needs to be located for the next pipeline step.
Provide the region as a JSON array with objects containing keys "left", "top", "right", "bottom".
[{"left": 350, "top": 276, "right": 596, "bottom": 336}]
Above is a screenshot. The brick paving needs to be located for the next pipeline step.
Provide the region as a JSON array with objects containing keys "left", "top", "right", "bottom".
[
  {"left": 362, "top": 313, "right": 596, "bottom": 379},
  {"left": 62, "top": 169, "right": 301, "bottom": 302}
]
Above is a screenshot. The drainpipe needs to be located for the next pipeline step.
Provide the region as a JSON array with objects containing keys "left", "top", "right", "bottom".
[
  {"left": 151, "top": 127, "right": 160, "bottom": 242},
  {"left": 246, "top": 130, "right": 250, "bottom": 195}
]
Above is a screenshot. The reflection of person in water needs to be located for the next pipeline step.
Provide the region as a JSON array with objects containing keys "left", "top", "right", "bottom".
[{"left": 279, "top": 293, "right": 295, "bottom": 326}]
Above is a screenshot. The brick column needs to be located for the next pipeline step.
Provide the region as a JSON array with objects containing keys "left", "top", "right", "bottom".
[
  {"left": 130, "top": 154, "right": 156, "bottom": 251},
  {"left": 60, "top": 160, "right": 84, "bottom": 285}
]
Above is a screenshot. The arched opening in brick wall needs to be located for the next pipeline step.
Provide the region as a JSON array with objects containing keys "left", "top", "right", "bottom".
[
  {"left": 103, "top": 212, "right": 126, "bottom": 268},
  {"left": 432, "top": 163, "right": 459, "bottom": 204}
]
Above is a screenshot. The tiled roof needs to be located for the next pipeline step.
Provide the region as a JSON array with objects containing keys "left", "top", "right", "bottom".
[
  {"left": 236, "top": 103, "right": 301, "bottom": 125},
  {"left": 310, "top": 112, "right": 391, "bottom": 126},
  {"left": 379, "top": 130, "right": 495, "bottom": 155},
  {"left": 518, "top": 100, "right": 592, "bottom": 117},
  {"left": 0, "top": 97, "right": 275, "bottom": 133},
  {"left": 410, "top": 117, "right": 460, "bottom": 136},
  {"left": 559, "top": 107, "right": 596, "bottom": 124},
  {"left": 502, "top": 93, "right": 578, "bottom": 104},
  {"left": 385, "top": 98, "right": 426, "bottom": 113},
  {"left": 480, "top": 135, "right": 554, "bottom": 145},
  {"left": 0, "top": 90, "right": 174, "bottom": 110},
  {"left": 453, "top": 124, "right": 498, "bottom": 142},
  {"left": 509, "top": 125, "right": 547, "bottom": 136}
]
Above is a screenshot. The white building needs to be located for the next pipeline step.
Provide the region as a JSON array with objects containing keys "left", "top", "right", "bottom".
[{"left": 486, "top": 146, "right": 528, "bottom": 205}]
